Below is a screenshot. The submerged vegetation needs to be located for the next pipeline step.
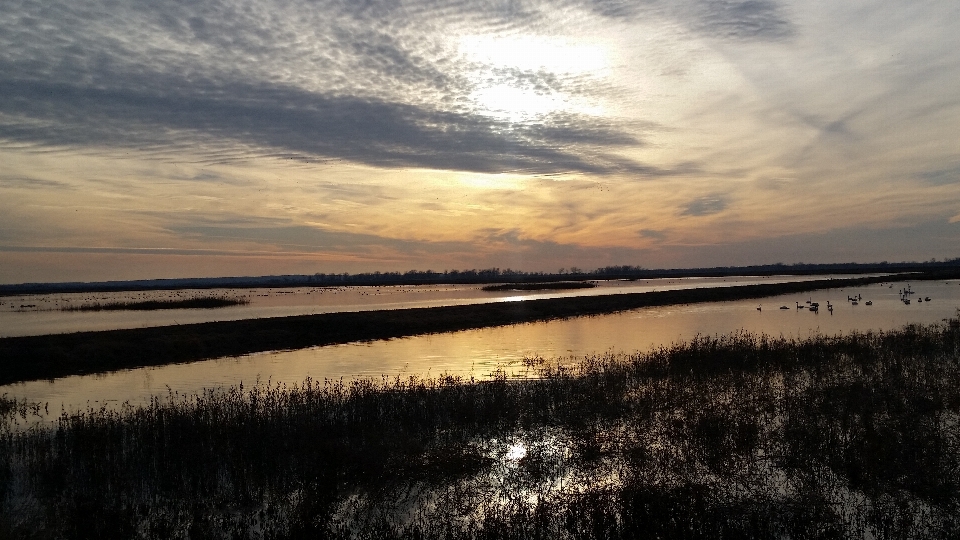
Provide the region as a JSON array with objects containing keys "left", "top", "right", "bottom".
[
  {"left": 60, "top": 296, "right": 248, "bottom": 312},
  {"left": 481, "top": 281, "right": 597, "bottom": 292},
  {"left": 3, "top": 324, "right": 960, "bottom": 537}
]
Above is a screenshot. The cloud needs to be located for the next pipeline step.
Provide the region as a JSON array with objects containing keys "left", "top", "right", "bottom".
[
  {"left": 680, "top": 196, "right": 727, "bottom": 216},
  {"left": 689, "top": 0, "right": 794, "bottom": 40},
  {"left": 0, "top": 245, "right": 273, "bottom": 257},
  {"left": 645, "top": 218, "right": 960, "bottom": 267},
  {"left": 638, "top": 229, "right": 667, "bottom": 241},
  {"left": 0, "top": 76, "right": 663, "bottom": 175},
  {"left": 0, "top": 176, "right": 73, "bottom": 190},
  {"left": 920, "top": 165, "right": 960, "bottom": 186},
  {"left": 573, "top": 0, "right": 795, "bottom": 41},
  {"left": 0, "top": 0, "right": 796, "bottom": 176}
]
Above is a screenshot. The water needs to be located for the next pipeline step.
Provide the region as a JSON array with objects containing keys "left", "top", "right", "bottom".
[
  {"left": 3, "top": 278, "right": 958, "bottom": 417},
  {"left": 0, "top": 274, "right": 863, "bottom": 338}
]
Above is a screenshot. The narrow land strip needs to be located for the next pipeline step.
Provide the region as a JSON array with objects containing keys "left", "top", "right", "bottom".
[{"left": 0, "top": 272, "right": 952, "bottom": 385}]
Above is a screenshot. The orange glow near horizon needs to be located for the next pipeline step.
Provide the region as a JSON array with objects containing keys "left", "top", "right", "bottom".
[{"left": 1, "top": 2, "right": 959, "bottom": 283}]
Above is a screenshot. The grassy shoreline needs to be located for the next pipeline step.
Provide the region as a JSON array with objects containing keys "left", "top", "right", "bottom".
[
  {"left": 0, "top": 272, "right": 951, "bottom": 385},
  {"left": 3, "top": 324, "right": 960, "bottom": 537},
  {"left": 60, "top": 296, "right": 248, "bottom": 312}
]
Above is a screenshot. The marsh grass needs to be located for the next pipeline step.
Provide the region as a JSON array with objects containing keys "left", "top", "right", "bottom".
[
  {"left": 3, "top": 324, "right": 960, "bottom": 538},
  {"left": 60, "top": 296, "right": 249, "bottom": 312}
]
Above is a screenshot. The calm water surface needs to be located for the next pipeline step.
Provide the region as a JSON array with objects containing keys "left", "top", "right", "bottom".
[
  {"left": 1, "top": 274, "right": 861, "bottom": 337},
  {"left": 3, "top": 278, "right": 959, "bottom": 417}
]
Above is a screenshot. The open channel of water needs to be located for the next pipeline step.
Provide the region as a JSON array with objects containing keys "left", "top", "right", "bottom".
[
  {"left": 3, "top": 277, "right": 959, "bottom": 417},
  {"left": 1, "top": 274, "right": 859, "bottom": 338}
]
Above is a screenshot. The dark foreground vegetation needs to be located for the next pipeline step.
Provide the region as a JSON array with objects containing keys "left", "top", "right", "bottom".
[
  {"left": 481, "top": 281, "right": 597, "bottom": 292},
  {"left": 0, "top": 273, "right": 927, "bottom": 385},
  {"left": 61, "top": 296, "right": 248, "bottom": 312},
  {"left": 3, "top": 324, "right": 960, "bottom": 538}
]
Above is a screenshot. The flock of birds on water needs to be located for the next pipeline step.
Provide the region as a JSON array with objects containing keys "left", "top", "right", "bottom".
[{"left": 757, "top": 283, "right": 935, "bottom": 313}]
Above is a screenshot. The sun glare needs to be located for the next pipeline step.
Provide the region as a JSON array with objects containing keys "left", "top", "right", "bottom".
[
  {"left": 458, "top": 34, "right": 610, "bottom": 122},
  {"left": 459, "top": 34, "right": 609, "bottom": 74},
  {"left": 458, "top": 174, "right": 524, "bottom": 190}
]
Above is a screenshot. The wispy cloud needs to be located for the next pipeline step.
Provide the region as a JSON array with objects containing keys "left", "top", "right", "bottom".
[
  {"left": 0, "top": 0, "right": 797, "bottom": 175},
  {"left": 2, "top": 0, "right": 960, "bottom": 282},
  {"left": 0, "top": 77, "right": 657, "bottom": 174},
  {"left": 0, "top": 176, "right": 73, "bottom": 190},
  {"left": 680, "top": 196, "right": 727, "bottom": 217}
]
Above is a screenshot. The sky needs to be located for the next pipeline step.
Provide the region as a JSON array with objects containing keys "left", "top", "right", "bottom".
[{"left": 1, "top": 0, "right": 959, "bottom": 284}]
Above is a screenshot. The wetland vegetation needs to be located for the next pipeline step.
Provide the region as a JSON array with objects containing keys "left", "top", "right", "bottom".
[
  {"left": 3, "top": 323, "right": 960, "bottom": 538},
  {"left": 59, "top": 296, "right": 248, "bottom": 312}
]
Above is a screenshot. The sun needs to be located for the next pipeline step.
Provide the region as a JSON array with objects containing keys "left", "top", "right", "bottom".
[{"left": 458, "top": 33, "right": 610, "bottom": 122}]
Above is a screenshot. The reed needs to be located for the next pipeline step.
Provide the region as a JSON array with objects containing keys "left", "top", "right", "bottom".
[
  {"left": 59, "top": 296, "right": 248, "bottom": 312},
  {"left": 2, "top": 324, "right": 960, "bottom": 538}
]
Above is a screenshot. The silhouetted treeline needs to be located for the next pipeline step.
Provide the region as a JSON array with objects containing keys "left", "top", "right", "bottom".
[{"left": 2, "top": 258, "right": 959, "bottom": 296}]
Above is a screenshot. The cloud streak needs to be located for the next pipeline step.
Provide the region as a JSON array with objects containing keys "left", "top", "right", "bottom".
[
  {"left": 0, "top": 77, "right": 640, "bottom": 174},
  {"left": 0, "top": 0, "right": 796, "bottom": 175},
  {"left": 3, "top": 0, "right": 960, "bottom": 283}
]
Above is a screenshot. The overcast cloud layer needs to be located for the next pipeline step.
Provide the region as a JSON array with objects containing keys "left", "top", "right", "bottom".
[{"left": 1, "top": 0, "right": 959, "bottom": 282}]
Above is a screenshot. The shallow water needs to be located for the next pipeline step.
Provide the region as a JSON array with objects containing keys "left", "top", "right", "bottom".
[
  {"left": 0, "top": 274, "right": 863, "bottom": 337},
  {"left": 3, "top": 278, "right": 958, "bottom": 417}
]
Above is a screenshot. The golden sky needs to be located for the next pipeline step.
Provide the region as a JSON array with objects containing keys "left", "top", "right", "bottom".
[{"left": 1, "top": 0, "right": 959, "bottom": 283}]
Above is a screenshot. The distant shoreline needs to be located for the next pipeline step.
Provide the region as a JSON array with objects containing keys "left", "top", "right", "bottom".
[
  {"left": 0, "top": 271, "right": 956, "bottom": 385},
  {"left": 3, "top": 261, "right": 958, "bottom": 297}
]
